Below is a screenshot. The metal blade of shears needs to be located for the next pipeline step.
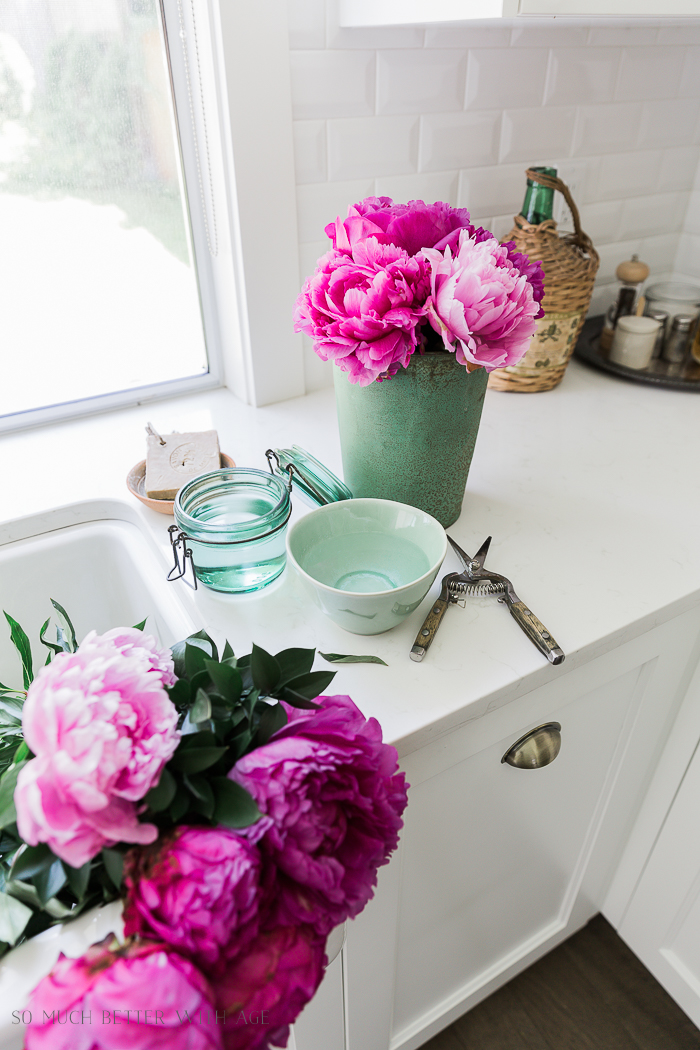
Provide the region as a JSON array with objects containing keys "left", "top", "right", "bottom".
[{"left": 447, "top": 535, "right": 492, "bottom": 576}]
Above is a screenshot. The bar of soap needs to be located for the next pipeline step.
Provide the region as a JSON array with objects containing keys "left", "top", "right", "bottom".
[{"left": 145, "top": 430, "right": 221, "bottom": 500}]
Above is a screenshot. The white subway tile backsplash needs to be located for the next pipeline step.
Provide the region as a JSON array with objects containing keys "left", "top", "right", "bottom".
[
  {"left": 595, "top": 239, "right": 643, "bottom": 282},
  {"left": 679, "top": 47, "right": 700, "bottom": 100},
  {"left": 293, "top": 121, "right": 327, "bottom": 184},
  {"left": 420, "top": 111, "right": 501, "bottom": 171},
  {"left": 615, "top": 47, "right": 683, "bottom": 103},
  {"left": 489, "top": 213, "right": 519, "bottom": 239},
  {"left": 588, "top": 282, "right": 618, "bottom": 319},
  {"left": 290, "top": 51, "right": 375, "bottom": 121},
  {"left": 638, "top": 99, "right": 700, "bottom": 150},
  {"left": 511, "top": 26, "right": 588, "bottom": 49},
  {"left": 545, "top": 48, "right": 621, "bottom": 107},
  {"left": 656, "top": 26, "right": 700, "bottom": 46},
  {"left": 377, "top": 49, "right": 467, "bottom": 116},
  {"left": 500, "top": 106, "right": 576, "bottom": 164},
  {"left": 328, "top": 115, "right": 419, "bottom": 180},
  {"left": 681, "top": 191, "right": 700, "bottom": 236},
  {"left": 326, "top": 0, "right": 423, "bottom": 50},
  {"left": 659, "top": 147, "right": 700, "bottom": 193},
  {"left": 596, "top": 150, "right": 663, "bottom": 201},
  {"left": 674, "top": 232, "right": 700, "bottom": 277},
  {"left": 573, "top": 103, "right": 642, "bottom": 156},
  {"left": 587, "top": 27, "right": 657, "bottom": 47},
  {"left": 578, "top": 201, "right": 623, "bottom": 245},
  {"left": 296, "top": 179, "right": 375, "bottom": 243},
  {"left": 619, "top": 191, "right": 689, "bottom": 240},
  {"left": 458, "top": 163, "right": 526, "bottom": 220},
  {"left": 287, "top": 0, "right": 326, "bottom": 50},
  {"left": 299, "top": 240, "right": 330, "bottom": 280},
  {"left": 424, "top": 26, "right": 511, "bottom": 49},
  {"left": 374, "top": 171, "right": 459, "bottom": 204},
  {"left": 466, "top": 49, "right": 548, "bottom": 111},
  {"left": 640, "top": 232, "right": 684, "bottom": 274}
]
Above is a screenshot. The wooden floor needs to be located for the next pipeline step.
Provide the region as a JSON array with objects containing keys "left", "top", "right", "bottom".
[{"left": 421, "top": 915, "right": 700, "bottom": 1050}]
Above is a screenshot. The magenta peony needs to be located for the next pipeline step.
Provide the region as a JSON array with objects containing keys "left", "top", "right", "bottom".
[
  {"left": 293, "top": 237, "right": 430, "bottom": 385},
  {"left": 216, "top": 925, "right": 326, "bottom": 1050},
  {"left": 423, "top": 230, "right": 542, "bottom": 371},
  {"left": 123, "top": 827, "right": 262, "bottom": 972},
  {"left": 326, "top": 196, "right": 478, "bottom": 257},
  {"left": 229, "top": 694, "right": 408, "bottom": 936},
  {"left": 24, "top": 937, "right": 222, "bottom": 1050},
  {"left": 15, "top": 630, "right": 180, "bottom": 868}
]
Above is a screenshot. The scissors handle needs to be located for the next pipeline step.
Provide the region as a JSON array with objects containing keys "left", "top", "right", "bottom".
[
  {"left": 502, "top": 598, "right": 565, "bottom": 665},
  {"left": 410, "top": 575, "right": 457, "bottom": 662}
]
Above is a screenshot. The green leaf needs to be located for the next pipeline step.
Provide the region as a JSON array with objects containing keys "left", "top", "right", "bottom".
[
  {"left": 34, "top": 859, "right": 66, "bottom": 905},
  {"left": 255, "top": 701, "right": 288, "bottom": 745},
  {"left": 64, "top": 861, "right": 91, "bottom": 900},
  {"left": 9, "top": 844, "right": 54, "bottom": 882},
  {"left": 0, "top": 891, "right": 32, "bottom": 945},
  {"left": 282, "top": 670, "right": 336, "bottom": 700},
  {"left": 280, "top": 689, "right": 320, "bottom": 711},
  {"left": 212, "top": 778, "right": 261, "bottom": 828},
  {"left": 222, "top": 640, "right": 235, "bottom": 662},
  {"left": 184, "top": 775, "right": 215, "bottom": 819},
  {"left": 0, "top": 760, "right": 27, "bottom": 830},
  {"left": 184, "top": 642, "right": 208, "bottom": 680},
  {"left": 250, "top": 645, "right": 281, "bottom": 694},
  {"left": 49, "top": 600, "right": 77, "bottom": 653},
  {"left": 167, "top": 679, "right": 192, "bottom": 709},
  {"left": 189, "top": 630, "right": 219, "bottom": 662},
  {"left": 101, "top": 849, "right": 124, "bottom": 890},
  {"left": 204, "top": 660, "right": 243, "bottom": 704},
  {"left": 190, "top": 688, "right": 212, "bottom": 724},
  {"left": 38, "top": 618, "right": 63, "bottom": 658},
  {"left": 319, "top": 651, "right": 388, "bottom": 665},
  {"left": 144, "top": 768, "right": 177, "bottom": 813},
  {"left": 274, "top": 647, "right": 316, "bottom": 685},
  {"left": 132, "top": 618, "right": 148, "bottom": 632},
  {"left": 3, "top": 613, "right": 33, "bottom": 689},
  {"left": 170, "top": 747, "right": 228, "bottom": 774},
  {"left": 169, "top": 784, "right": 190, "bottom": 822},
  {"left": 170, "top": 640, "right": 187, "bottom": 679}
]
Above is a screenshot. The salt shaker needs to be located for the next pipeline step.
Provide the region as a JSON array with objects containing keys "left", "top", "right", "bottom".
[
  {"left": 662, "top": 315, "right": 694, "bottom": 364},
  {"left": 609, "top": 315, "right": 660, "bottom": 370}
]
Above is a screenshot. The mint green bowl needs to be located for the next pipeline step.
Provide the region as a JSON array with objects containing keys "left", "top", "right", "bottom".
[{"left": 286, "top": 498, "right": 447, "bottom": 635}]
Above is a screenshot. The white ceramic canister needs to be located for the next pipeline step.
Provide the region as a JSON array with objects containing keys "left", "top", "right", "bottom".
[
  {"left": 609, "top": 315, "right": 661, "bottom": 370},
  {"left": 644, "top": 281, "right": 700, "bottom": 323}
]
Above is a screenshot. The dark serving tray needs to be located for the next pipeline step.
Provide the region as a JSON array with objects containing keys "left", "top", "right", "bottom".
[{"left": 574, "top": 316, "right": 700, "bottom": 392}]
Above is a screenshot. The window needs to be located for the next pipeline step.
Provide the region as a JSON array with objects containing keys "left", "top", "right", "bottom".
[{"left": 0, "top": 0, "right": 230, "bottom": 430}]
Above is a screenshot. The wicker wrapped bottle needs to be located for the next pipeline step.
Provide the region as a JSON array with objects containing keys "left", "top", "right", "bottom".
[{"left": 489, "top": 167, "right": 599, "bottom": 392}]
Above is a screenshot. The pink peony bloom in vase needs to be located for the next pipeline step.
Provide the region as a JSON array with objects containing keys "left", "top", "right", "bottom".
[
  {"left": 123, "top": 827, "right": 262, "bottom": 973},
  {"left": 229, "top": 694, "right": 408, "bottom": 936},
  {"left": 15, "top": 630, "right": 180, "bottom": 868},
  {"left": 423, "top": 230, "right": 542, "bottom": 371},
  {"left": 216, "top": 925, "right": 326, "bottom": 1050},
  {"left": 326, "top": 196, "right": 479, "bottom": 257},
  {"left": 24, "top": 936, "right": 222, "bottom": 1050},
  {"left": 293, "top": 237, "right": 430, "bottom": 385}
]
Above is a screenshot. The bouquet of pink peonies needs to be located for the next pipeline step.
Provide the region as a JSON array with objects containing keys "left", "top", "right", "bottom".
[
  {"left": 293, "top": 197, "right": 545, "bottom": 386},
  {"left": 0, "top": 603, "right": 407, "bottom": 1050}
]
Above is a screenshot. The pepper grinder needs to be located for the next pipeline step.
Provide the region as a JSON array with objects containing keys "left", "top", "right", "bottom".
[{"left": 612, "top": 255, "right": 650, "bottom": 326}]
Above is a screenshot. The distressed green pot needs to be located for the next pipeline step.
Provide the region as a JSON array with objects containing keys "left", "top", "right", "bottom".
[{"left": 334, "top": 353, "right": 488, "bottom": 528}]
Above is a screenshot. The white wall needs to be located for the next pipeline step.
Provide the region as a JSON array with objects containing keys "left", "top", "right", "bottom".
[{"left": 287, "top": 2, "right": 700, "bottom": 389}]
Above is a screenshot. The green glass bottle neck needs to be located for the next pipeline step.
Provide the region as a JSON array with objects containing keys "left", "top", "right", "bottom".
[{"left": 520, "top": 166, "right": 557, "bottom": 226}]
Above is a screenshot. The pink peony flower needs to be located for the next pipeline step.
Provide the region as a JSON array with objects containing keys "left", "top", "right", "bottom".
[
  {"left": 80, "top": 627, "right": 177, "bottom": 688},
  {"left": 326, "top": 196, "right": 479, "bottom": 257},
  {"left": 293, "top": 238, "right": 429, "bottom": 385},
  {"left": 123, "top": 827, "right": 262, "bottom": 972},
  {"left": 229, "top": 695, "right": 408, "bottom": 936},
  {"left": 15, "top": 631, "right": 180, "bottom": 868},
  {"left": 25, "top": 937, "right": 222, "bottom": 1050},
  {"left": 216, "top": 925, "right": 326, "bottom": 1050},
  {"left": 423, "top": 230, "right": 541, "bottom": 371}
]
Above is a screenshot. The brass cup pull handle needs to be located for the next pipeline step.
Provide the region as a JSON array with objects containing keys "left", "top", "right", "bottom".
[{"left": 501, "top": 722, "right": 562, "bottom": 769}]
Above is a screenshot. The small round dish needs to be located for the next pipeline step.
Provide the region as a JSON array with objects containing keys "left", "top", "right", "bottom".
[{"left": 126, "top": 454, "right": 236, "bottom": 515}]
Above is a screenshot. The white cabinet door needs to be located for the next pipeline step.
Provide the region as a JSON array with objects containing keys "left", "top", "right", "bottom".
[
  {"left": 343, "top": 609, "right": 700, "bottom": 1050},
  {"left": 293, "top": 954, "right": 345, "bottom": 1050},
  {"left": 617, "top": 655, "right": 700, "bottom": 1028}
]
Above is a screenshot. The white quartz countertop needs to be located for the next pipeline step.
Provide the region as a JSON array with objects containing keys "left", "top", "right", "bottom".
[{"left": 1, "top": 359, "right": 698, "bottom": 756}]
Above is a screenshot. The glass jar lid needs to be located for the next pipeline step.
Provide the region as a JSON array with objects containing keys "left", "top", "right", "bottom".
[
  {"left": 267, "top": 445, "right": 352, "bottom": 507},
  {"left": 645, "top": 281, "right": 700, "bottom": 305}
]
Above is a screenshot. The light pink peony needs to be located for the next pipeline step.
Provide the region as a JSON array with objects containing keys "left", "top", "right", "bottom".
[
  {"left": 15, "top": 630, "right": 180, "bottom": 868},
  {"left": 216, "top": 925, "right": 326, "bottom": 1050},
  {"left": 80, "top": 627, "right": 177, "bottom": 688},
  {"left": 24, "top": 937, "right": 222, "bottom": 1050},
  {"left": 293, "top": 237, "right": 429, "bottom": 385},
  {"left": 229, "top": 695, "right": 408, "bottom": 937},
  {"left": 123, "top": 827, "right": 262, "bottom": 972},
  {"left": 423, "top": 230, "right": 541, "bottom": 371}
]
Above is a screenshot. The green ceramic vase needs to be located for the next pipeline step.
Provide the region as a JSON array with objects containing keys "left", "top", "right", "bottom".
[{"left": 333, "top": 353, "right": 488, "bottom": 528}]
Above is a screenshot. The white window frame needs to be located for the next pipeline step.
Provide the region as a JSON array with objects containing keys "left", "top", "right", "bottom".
[{"left": 1, "top": 0, "right": 305, "bottom": 434}]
